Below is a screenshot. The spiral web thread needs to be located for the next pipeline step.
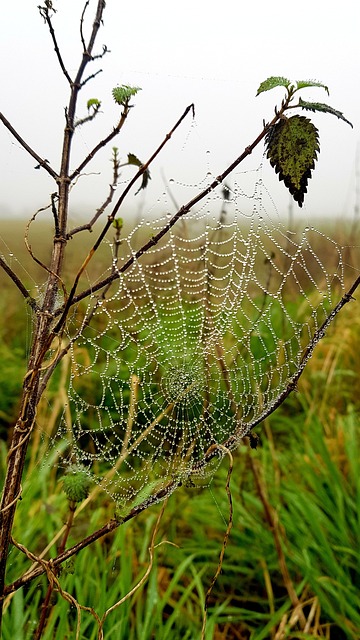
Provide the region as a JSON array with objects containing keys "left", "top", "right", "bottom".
[{"left": 55, "top": 170, "right": 345, "bottom": 512}]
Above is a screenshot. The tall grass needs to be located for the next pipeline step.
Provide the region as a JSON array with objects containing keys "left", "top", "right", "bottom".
[
  {"left": 1, "top": 401, "right": 359, "bottom": 638},
  {"left": 0, "top": 223, "right": 359, "bottom": 638}
]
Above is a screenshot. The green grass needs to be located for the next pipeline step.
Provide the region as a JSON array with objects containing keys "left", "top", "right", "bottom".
[
  {"left": 1, "top": 396, "right": 360, "bottom": 638},
  {"left": 1, "top": 223, "right": 360, "bottom": 639}
]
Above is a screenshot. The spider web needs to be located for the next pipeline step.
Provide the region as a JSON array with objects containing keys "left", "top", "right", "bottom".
[{"left": 53, "top": 168, "right": 346, "bottom": 512}]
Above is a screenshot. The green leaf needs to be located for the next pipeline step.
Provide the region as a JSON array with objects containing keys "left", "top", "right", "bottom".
[
  {"left": 87, "top": 98, "right": 101, "bottom": 110},
  {"left": 256, "top": 76, "right": 291, "bottom": 96},
  {"left": 113, "top": 217, "right": 123, "bottom": 230},
  {"left": 265, "top": 115, "right": 320, "bottom": 207},
  {"left": 112, "top": 84, "right": 141, "bottom": 105},
  {"left": 127, "top": 152, "right": 143, "bottom": 168},
  {"left": 296, "top": 80, "right": 329, "bottom": 95},
  {"left": 127, "top": 153, "right": 151, "bottom": 194},
  {"left": 298, "top": 99, "right": 353, "bottom": 128}
]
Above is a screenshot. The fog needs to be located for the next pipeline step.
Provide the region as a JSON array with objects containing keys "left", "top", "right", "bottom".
[{"left": 0, "top": 0, "right": 359, "bottom": 222}]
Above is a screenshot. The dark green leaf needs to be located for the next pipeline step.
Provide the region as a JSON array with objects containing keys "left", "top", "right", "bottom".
[
  {"left": 136, "top": 171, "right": 151, "bottom": 194},
  {"left": 127, "top": 153, "right": 151, "bottom": 194},
  {"left": 296, "top": 80, "right": 329, "bottom": 95},
  {"left": 127, "top": 153, "right": 142, "bottom": 168},
  {"left": 256, "top": 76, "right": 291, "bottom": 96},
  {"left": 265, "top": 115, "right": 320, "bottom": 207},
  {"left": 298, "top": 99, "right": 353, "bottom": 128}
]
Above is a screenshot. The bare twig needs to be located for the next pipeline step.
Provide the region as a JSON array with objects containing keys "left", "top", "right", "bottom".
[
  {"left": 80, "top": 67, "right": 104, "bottom": 88},
  {"left": 0, "top": 2, "right": 107, "bottom": 624},
  {"left": 0, "top": 112, "right": 58, "bottom": 180},
  {"left": 68, "top": 146, "right": 120, "bottom": 237},
  {"left": 91, "top": 44, "right": 109, "bottom": 61},
  {"left": 0, "top": 255, "right": 36, "bottom": 308},
  {"left": 53, "top": 103, "right": 196, "bottom": 334},
  {"left": 39, "top": 3, "right": 73, "bottom": 84},
  {"left": 80, "top": 0, "right": 90, "bottom": 51},
  {"left": 53, "top": 100, "right": 289, "bottom": 316},
  {"left": 69, "top": 105, "right": 130, "bottom": 181}
]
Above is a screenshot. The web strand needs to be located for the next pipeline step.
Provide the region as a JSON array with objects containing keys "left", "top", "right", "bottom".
[{"left": 48, "top": 163, "right": 347, "bottom": 509}]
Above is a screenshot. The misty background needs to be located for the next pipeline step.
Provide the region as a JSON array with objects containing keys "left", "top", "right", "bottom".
[{"left": 0, "top": 0, "right": 359, "bottom": 224}]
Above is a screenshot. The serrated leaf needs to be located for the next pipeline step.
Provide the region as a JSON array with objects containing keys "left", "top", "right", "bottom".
[
  {"left": 256, "top": 76, "right": 291, "bottom": 96},
  {"left": 296, "top": 80, "right": 329, "bottom": 95},
  {"left": 136, "top": 171, "right": 151, "bottom": 194},
  {"left": 127, "top": 153, "right": 142, "bottom": 168},
  {"left": 112, "top": 84, "right": 141, "bottom": 105},
  {"left": 298, "top": 99, "right": 353, "bottom": 127},
  {"left": 265, "top": 115, "right": 320, "bottom": 207},
  {"left": 127, "top": 153, "right": 151, "bottom": 194}
]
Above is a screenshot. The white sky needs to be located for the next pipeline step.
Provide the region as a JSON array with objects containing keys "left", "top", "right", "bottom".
[{"left": 0, "top": 0, "right": 359, "bottom": 221}]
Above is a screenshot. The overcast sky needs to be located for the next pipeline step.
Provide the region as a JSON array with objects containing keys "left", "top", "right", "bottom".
[{"left": 0, "top": 0, "right": 359, "bottom": 222}]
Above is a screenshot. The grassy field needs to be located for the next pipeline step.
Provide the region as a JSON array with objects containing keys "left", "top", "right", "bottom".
[{"left": 0, "top": 219, "right": 360, "bottom": 639}]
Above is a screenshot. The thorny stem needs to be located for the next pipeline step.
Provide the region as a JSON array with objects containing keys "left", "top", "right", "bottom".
[{"left": 0, "top": 0, "right": 106, "bottom": 626}]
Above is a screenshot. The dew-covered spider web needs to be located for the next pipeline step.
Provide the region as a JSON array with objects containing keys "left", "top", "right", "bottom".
[{"left": 52, "top": 163, "right": 348, "bottom": 513}]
